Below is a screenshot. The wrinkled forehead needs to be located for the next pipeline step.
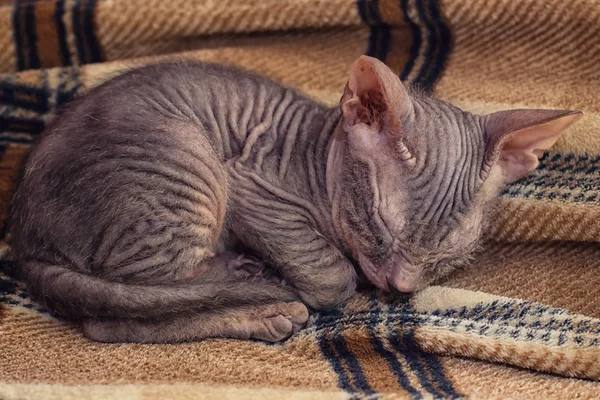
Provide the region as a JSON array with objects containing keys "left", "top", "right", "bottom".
[
  {"left": 406, "top": 96, "right": 483, "bottom": 141},
  {"left": 401, "top": 96, "right": 487, "bottom": 171},
  {"left": 400, "top": 96, "right": 489, "bottom": 238}
]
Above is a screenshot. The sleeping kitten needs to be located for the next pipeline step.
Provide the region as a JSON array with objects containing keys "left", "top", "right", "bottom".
[{"left": 8, "top": 56, "right": 581, "bottom": 343}]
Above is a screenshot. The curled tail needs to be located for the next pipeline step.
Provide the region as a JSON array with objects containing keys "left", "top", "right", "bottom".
[{"left": 21, "top": 261, "right": 298, "bottom": 319}]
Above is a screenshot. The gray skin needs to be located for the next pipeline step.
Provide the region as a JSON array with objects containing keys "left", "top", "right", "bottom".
[{"left": 8, "top": 56, "right": 581, "bottom": 343}]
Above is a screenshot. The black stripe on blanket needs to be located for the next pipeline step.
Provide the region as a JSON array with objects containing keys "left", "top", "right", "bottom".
[
  {"left": 54, "top": 0, "right": 72, "bottom": 66},
  {"left": 382, "top": 297, "right": 461, "bottom": 398},
  {"left": 317, "top": 309, "right": 377, "bottom": 398},
  {"left": 12, "top": 0, "right": 41, "bottom": 71},
  {"left": 400, "top": 0, "right": 452, "bottom": 92},
  {"left": 389, "top": 328, "right": 460, "bottom": 398},
  {"left": 72, "top": 0, "right": 103, "bottom": 65},
  {"left": 0, "top": 259, "right": 45, "bottom": 313},
  {"left": 0, "top": 82, "right": 49, "bottom": 113},
  {"left": 357, "top": 0, "right": 392, "bottom": 62},
  {"left": 367, "top": 297, "right": 422, "bottom": 397},
  {"left": 0, "top": 116, "right": 45, "bottom": 136},
  {"left": 315, "top": 295, "right": 461, "bottom": 398},
  {"left": 500, "top": 152, "right": 600, "bottom": 204},
  {"left": 399, "top": 0, "right": 422, "bottom": 82},
  {"left": 0, "top": 68, "right": 81, "bottom": 143}
]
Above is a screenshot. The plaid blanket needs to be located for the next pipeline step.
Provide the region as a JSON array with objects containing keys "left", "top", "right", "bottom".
[{"left": 1, "top": 0, "right": 599, "bottom": 398}]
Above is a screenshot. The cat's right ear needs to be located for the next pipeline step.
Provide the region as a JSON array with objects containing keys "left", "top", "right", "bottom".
[
  {"left": 485, "top": 109, "right": 583, "bottom": 184},
  {"left": 340, "top": 56, "right": 411, "bottom": 139}
]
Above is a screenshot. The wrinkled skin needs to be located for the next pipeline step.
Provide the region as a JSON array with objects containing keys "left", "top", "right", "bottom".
[
  {"left": 8, "top": 56, "right": 581, "bottom": 343},
  {"left": 327, "top": 56, "right": 582, "bottom": 293}
]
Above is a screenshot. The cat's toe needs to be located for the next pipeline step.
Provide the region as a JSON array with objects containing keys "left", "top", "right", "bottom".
[
  {"left": 83, "top": 319, "right": 128, "bottom": 343},
  {"left": 83, "top": 319, "right": 109, "bottom": 342},
  {"left": 250, "top": 302, "right": 309, "bottom": 342},
  {"left": 251, "top": 315, "right": 294, "bottom": 342},
  {"left": 284, "top": 302, "right": 309, "bottom": 334}
]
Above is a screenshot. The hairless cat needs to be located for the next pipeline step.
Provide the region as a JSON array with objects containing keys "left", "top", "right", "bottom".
[{"left": 8, "top": 56, "right": 582, "bottom": 343}]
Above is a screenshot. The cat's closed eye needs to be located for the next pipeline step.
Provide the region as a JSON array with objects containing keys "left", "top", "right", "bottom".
[{"left": 328, "top": 56, "right": 581, "bottom": 294}]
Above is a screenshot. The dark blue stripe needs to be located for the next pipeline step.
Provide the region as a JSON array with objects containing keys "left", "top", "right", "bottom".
[
  {"left": 424, "top": 0, "right": 452, "bottom": 89},
  {"left": 332, "top": 333, "right": 377, "bottom": 396},
  {"left": 500, "top": 179, "right": 600, "bottom": 203},
  {"left": 501, "top": 191, "right": 599, "bottom": 204},
  {"left": 315, "top": 309, "right": 359, "bottom": 394},
  {"left": 507, "top": 174, "right": 600, "bottom": 192},
  {"left": 419, "top": 351, "right": 461, "bottom": 398},
  {"left": 399, "top": 0, "right": 422, "bottom": 81},
  {"left": 12, "top": 2, "right": 26, "bottom": 70},
  {"left": 313, "top": 308, "right": 345, "bottom": 329},
  {"left": 369, "top": 25, "right": 392, "bottom": 62},
  {"left": 72, "top": 0, "right": 103, "bottom": 64},
  {"left": 0, "top": 116, "right": 45, "bottom": 135},
  {"left": 24, "top": 0, "right": 41, "bottom": 70},
  {"left": 54, "top": 0, "right": 72, "bottom": 66},
  {"left": 71, "top": 0, "right": 86, "bottom": 64},
  {"left": 389, "top": 330, "right": 448, "bottom": 398},
  {"left": 413, "top": 0, "right": 452, "bottom": 91},
  {"left": 316, "top": 308, "right": 377, "bottom": 397},
  {"left": 357, "top": 0, "right": 375, "bottom": 25},
  {"left": 357, "top": 0, "right": 391, "bottom": 61},
  {"left": 387, "top": 301, "right": 460, "bottom": 398},
  {"left": 537, "top": 154, "right": 600, "bottom": 173},
  {"left": 0, "top": 82, "right": 49, "bottom": 112},
  {"left": 413, "top": 0, "right": 438, "bottom": 89},
  {"left": 367, "top": 298, "right": 422, "bottom": 398},
  {"left": 83, "top": 0, "right": 103, "bottom": 63},
  {"left": 55, "top": 67, "right": 81, "bottom": 108},
  {"left": 318, "top": 333, "right": 357, "bottom": 394},
  {"left": 12, "top": 1, "right": 41, "bottom": 70}
]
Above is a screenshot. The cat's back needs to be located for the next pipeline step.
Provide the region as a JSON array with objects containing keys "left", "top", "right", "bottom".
[
  {"left": 22, "top": 60, "right": 289, "bottom": 184},
  {"left": 9, "top": 61, "right": 279, "bottom": 262},
  {"left": 63, "top": 60, "right": 282, "bottom": 131},
  {"left": 38, "top": 60, "right": 297, "bottom": 164}
]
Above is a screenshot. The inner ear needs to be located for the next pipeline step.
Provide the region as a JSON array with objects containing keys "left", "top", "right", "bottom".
[
  {"left": 341, "top": 60, "right": 389, "bottom": 128},
  {"left": 486, "top": 109, "right": 583, "bottom": 184},
  {"left": 340, "top": 56, "right": 406, "bottom": 135}
]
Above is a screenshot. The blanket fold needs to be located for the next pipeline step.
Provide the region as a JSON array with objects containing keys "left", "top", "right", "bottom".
[{"left": 1, "top": 0, "right": 599, "bottom": 398}]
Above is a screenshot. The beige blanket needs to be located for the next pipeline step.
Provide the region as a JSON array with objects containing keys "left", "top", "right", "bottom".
[{"left": 1, "top": 0, "right": 599, "bottom": 398}]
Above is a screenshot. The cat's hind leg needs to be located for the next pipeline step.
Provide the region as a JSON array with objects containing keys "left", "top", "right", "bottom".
[
  {"left": 82, "top": 301, "right": 309, "bottom": 343},
  {"left": 184, "top": 250, "right": 285, "bottom": 284}
]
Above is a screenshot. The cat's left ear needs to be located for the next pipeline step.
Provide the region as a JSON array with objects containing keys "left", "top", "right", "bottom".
[
  {"left": 340, "top": 55, "right": 411, "bottom": 137},
  {"left": 485, "top": 109, "right": 583, "bottom": 183}
]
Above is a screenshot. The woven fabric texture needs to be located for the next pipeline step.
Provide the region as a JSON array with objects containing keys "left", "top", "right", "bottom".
[{"left": 1, "top": 0, "right": 599, "bottom": 398}]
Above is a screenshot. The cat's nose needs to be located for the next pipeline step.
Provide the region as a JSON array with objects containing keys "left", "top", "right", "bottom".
[
  {"left": 386, "top": 278, "right": 414, "bottom": 295},
  {"left": 386, "top": 265, "right": 420, "bottom": 294}
]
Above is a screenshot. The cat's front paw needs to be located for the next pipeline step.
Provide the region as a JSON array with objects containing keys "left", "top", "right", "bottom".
[{"left": 249, "top": 302, "right": 309, "bottom": 342}]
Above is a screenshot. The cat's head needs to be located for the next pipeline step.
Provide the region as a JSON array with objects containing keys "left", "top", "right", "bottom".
[{"left": 327, "top": 56, "right": 582, "bottom": 293}]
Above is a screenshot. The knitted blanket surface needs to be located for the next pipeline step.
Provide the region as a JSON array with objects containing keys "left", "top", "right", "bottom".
[{"left": 1, "top": 0, "right": 599, "bottom": 398}]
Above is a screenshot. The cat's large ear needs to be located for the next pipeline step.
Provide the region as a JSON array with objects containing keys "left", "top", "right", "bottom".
[
  {"left": 485, "top": 109, "right": 583, "bottom": 184},
  {"left": 340, "top": 55, "right": 411, "bottom": 137}
]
